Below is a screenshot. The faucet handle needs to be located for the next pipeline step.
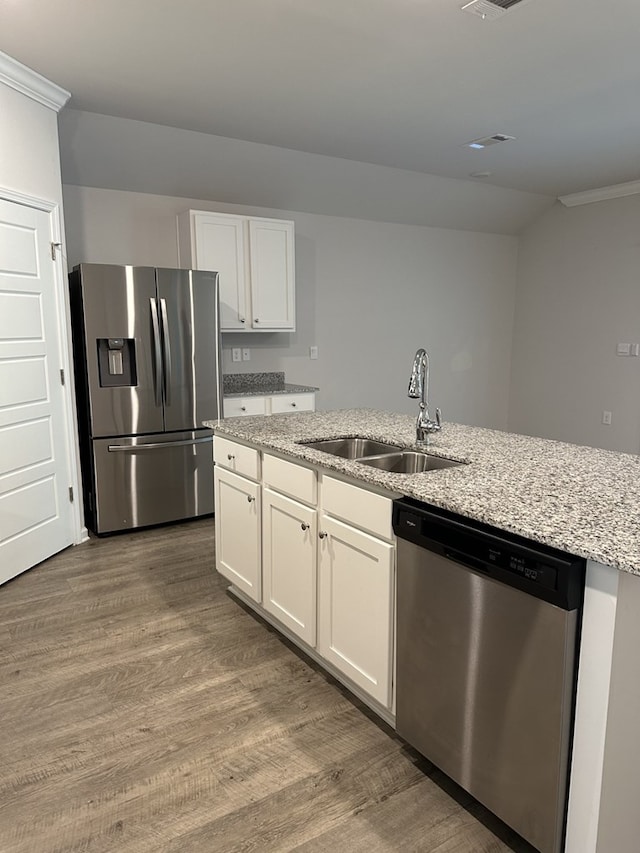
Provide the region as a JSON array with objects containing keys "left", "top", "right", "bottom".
[{"left": 435, "top": 408, "right": 442, "bottom": 428}]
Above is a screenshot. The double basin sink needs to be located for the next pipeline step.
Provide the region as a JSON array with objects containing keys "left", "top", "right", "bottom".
[{"left": 299, "top": 437, "right": 463, "bottom": 474}]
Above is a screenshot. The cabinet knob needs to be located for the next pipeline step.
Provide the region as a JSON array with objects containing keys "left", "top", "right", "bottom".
[
  {"left": 240, "top": 406, "right": 246, "bottom": 412},
  {"left": 254, "top": 318, "right": 259, "bottom": 323},
  {"left": 227, "top": 454, "right": 235, "bottom": 460},
  {"left": 247, "top": 495, "right": 255, "bottom": 503},
  {"left": 318, "top": 531, "right": 327, "bottom": 539},
  {"left": 301, "top": 522, "right": 309, "bottom": 531},
  {"left": 291, "top": 402, "right": 296, "bottom": 407},
  {"left": 240, "top": 317, "right": 246, "bottom": 323}
]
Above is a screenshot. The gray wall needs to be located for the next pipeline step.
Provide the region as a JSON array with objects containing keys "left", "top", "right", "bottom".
[
  {"left": 63, "top": 185, "right": 519, "bottom": 427},
  {"left": 509, "top": 195, "right": 640, "bottom": 454}
]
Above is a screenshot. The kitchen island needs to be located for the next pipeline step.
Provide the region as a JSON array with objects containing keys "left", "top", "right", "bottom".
[{"left": 206, "top": 409, "right": 640, "bottom": 853}]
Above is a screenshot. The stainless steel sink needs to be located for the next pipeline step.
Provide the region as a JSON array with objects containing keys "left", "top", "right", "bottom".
[
  {"left": 299, "top": 437, "right": 402, "bottom": 458},
  {"left": 360, "top": 451, "right": 464, "bottom": 474}
]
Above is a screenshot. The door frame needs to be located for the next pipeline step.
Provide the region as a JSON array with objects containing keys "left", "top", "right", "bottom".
[{"left": 0, "top": 186, "right": 86, "bottom": 545}]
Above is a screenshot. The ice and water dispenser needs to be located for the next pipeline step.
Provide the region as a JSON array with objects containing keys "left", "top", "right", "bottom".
[{"left": 96, "top": 337, "right": 137, "bottom": 387}]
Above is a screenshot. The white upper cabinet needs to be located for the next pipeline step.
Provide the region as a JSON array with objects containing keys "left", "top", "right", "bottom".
[{"left": 177, "top": 210, "right": 295, "bottom": 332}]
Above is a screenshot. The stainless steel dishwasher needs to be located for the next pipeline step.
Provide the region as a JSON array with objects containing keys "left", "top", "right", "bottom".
[{"left": 393, "top": 499, "right": 585, "bottom": 853}]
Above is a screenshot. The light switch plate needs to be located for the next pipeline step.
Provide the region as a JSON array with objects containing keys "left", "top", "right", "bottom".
[
  {"left": 242, "top": 348, "right": 251, "bottom": 361},
  {"left": 309, "top": 346, "right": 318, "bottom": 360}
]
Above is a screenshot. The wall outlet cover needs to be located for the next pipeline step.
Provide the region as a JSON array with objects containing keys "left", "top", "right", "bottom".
[
  {"left": 242, "top": 348, "right": 251, "bottom": 361},
  {"left": 309, "top": 346, "right": 318, "bottom": 360},
  {"left": 232, "top": 347, "right": 242, "bottom": 362}
]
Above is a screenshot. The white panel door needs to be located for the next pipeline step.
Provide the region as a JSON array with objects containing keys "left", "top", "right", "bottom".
[
  {"left": 214, "top": 466, "right": 261, "bottom": 602},
  {"left": 0, "top": 198, "right": 74, "bottom": 584},
  {"left": 318, "top": 514, "right": 395, "bottom": 707},
  {"left": 262, "top": 488, "right": 317, "bottom": 646},
  {"left": 193, "top": 213, "right": 247, "bottom": 330},
  {"left": 248, "top": 218, "right": 295, "bottom": 330}
]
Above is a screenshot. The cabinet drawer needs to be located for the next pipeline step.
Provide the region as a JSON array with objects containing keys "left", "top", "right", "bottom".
[
  {"left": 270, "top": 393, "right": 315, "bottom": 414},
  {"left": 223, "top": 396, "right": 267, "bottom": 418},
  {"left": 263, "top": 454, "right": 317, "bottom": 506},
  {"left": 214, "top": 436, "right": 260, "bottom": 480},
  {"left": 321, "top": 475, "right": 392, "bottom": 541}
]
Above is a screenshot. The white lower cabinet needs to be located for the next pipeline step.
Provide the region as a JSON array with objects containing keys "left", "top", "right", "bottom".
[
  {"left": 214, "top": 438, "right": 396, "bottom": 714},
  {"left": 214, "top": 466, "right": 261, "bottom": 603},
  {"left": 262, "top": 488, "right": 317, "bottom": 645},
  {"left": 318, "top": 514, "right": 395, "bottom": 707},
  {"left": 223, "top": 392, "right": 315, "bottom": 418}
]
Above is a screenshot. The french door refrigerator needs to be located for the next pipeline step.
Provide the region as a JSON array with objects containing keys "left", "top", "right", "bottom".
[{"left": 69, "top": 263, "right": 221, "bottom": 535}]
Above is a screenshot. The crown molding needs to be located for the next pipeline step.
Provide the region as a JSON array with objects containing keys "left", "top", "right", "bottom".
[
  {"left": 0, "top": 51, "right": 70, "bottom": 112},
  {"left": 558, "top": 180, "right": 640, "bottom": 208}
]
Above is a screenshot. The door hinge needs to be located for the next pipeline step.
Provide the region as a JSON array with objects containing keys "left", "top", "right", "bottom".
[
  {"left": 50, "top": 242, "right": 62, "bottom": 261},
  {"left": 68, "top": 486, "right": 74, "bottom": 503},
  {"left": 60, "top": 368, "right": 65, "bottom": 385}
]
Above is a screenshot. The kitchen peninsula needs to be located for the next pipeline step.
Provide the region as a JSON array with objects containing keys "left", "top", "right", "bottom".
[{"left": 207, "top": 409, "right": 640, "bottom": 853}]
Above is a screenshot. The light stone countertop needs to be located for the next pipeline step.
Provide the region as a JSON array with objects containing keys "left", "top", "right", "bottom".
[
  {"left": 205, "top": 408, "right": 640, "bottom": 575},
  {"left": 222, "top": 371, "right": 318, "bottom": 398}
]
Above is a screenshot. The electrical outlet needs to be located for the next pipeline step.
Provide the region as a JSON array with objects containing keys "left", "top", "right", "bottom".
[
  {"left": 617, "top": 343, "right": 631, "bottom": 356},
  {"left": 602, "top": 411, "right": 612, "bottom": 425},
  {"left": 309, "top": 346, "right": 318, "bottom": 360},
  {"left": 242, "top": 348, "right": 251, "bottom": 362},
  {"left": 232, "top": 348, "right": 241, "bottom": 363}
]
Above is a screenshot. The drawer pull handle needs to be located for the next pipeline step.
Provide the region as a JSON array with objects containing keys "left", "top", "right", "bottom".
[
  {"left": 318, "top": 531, "right": 327, "bottom": 539},
  {"left": 301, "top": 522, "right": 309, "bottom": 531},
  {"left": 247, "top": 495, "right": 255, "bottom": 503}
]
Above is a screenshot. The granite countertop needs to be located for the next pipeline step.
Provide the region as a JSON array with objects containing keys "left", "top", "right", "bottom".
[
  {"left": 223, "top": 371, "right": 318, "bottom": 398},
  {"left": 205, "top": 408, "right": 640, "bottom": 575}
]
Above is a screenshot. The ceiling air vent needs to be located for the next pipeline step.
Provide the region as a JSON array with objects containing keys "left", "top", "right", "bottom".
[
  {"left": 466, "top": 133, "right": 515, "bottom": 149},
  {"left": 461, "top": 0, "right": 530, "bottom": 21}
]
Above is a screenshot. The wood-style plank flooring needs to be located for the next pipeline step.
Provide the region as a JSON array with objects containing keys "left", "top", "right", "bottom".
[{"left": 0, "top": 520, "right": 535, "bottom": 852}]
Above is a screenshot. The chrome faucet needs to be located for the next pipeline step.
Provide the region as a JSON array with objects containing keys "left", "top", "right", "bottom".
[{"left": 408, "top": 348, "right": 442, "bottom": 445}]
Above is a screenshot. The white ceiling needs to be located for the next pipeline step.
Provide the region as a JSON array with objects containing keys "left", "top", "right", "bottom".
[{"left": 3, "top": 0, "right": 640, "bottom": 197}]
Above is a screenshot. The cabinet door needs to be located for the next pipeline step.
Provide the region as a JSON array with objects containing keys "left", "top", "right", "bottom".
[
  {"left": 262, "top": 488, "right": 317, "bottom": 646},
  {"left": 318, "top": 515, "right": 395, "bottom": 707},
  {"left": 214, "top": 466, "right": 261, "bottom": 602},
  {"left": 193, "top": 213, "right": 248, "bottom": 330},
  {"left": 248, "top": 218, "right": 295, "bottom": 330}
]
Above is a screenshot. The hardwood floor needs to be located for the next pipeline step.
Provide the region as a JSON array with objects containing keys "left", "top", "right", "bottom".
[{"left": 0, "top": 520, "right": 535, "bottom": 852}]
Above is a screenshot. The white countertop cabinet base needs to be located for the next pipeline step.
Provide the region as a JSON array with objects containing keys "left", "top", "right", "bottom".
[
  {"left": 214, "top": 466, "right": 261, "bottom": 603},
  {"left": 223, "top": 392, "right": 315, "bottom": 419},
  {"left": 318, "top": 514, "right": 394, "bottom": 708},
  {"left": 213, "top": 437, "right": 396, "bottom": 716},
  {"left": 262, "top": 487, "right": 317, "bottom": 646}
]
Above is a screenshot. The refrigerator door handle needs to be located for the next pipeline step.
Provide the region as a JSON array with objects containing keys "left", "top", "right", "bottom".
[
  {"left": 108, "top": 436, "right": 212, "bottom": 452},
  {"left": 149, "top": 297, "right": 163, "bottom": 407},
  {"left": 159, "top": 297, "right": 172, "bottom": 406}
]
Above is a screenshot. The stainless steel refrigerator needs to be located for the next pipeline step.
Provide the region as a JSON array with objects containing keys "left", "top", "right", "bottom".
[{"left": 69, "top": 263, "right": 221, "bottom": 535}]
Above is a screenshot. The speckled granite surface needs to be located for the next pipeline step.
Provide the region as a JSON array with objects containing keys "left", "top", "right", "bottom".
[
  {"left": 223, "top": 372, "right": 318, "bottom": 397},
  {"left": 204, "top": 408, "right": 640, "bottom": 575}
]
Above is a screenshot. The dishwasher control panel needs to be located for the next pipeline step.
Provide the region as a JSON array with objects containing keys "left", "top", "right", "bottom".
[{"left": 394, "top": 501, "right": 585, "bottom": 610}]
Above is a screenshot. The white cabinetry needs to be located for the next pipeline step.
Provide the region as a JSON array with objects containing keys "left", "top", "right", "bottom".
[
  {"left": 213, "top": 438, "right": 396, "bottom": 714},
  {"left": 177, "top": 210, "right": 295, "bottom": 332},
  {"left": 318, "top": 475, "right": 395, "bottom": 708},
  {"left": 213, "top": 439, "right": 261, "bottom": 602},
  {"left": 223, "top": 392, "right": 315, "bottom": 418},
  {"left": 318, "top": 515, "right": 394, "bottom": 707},
  {"left": 262, "top": 453, "right": 317, "bottom": 645},
  {"left": 262, "top": 488, "right": 317, "bottom": 645}
]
